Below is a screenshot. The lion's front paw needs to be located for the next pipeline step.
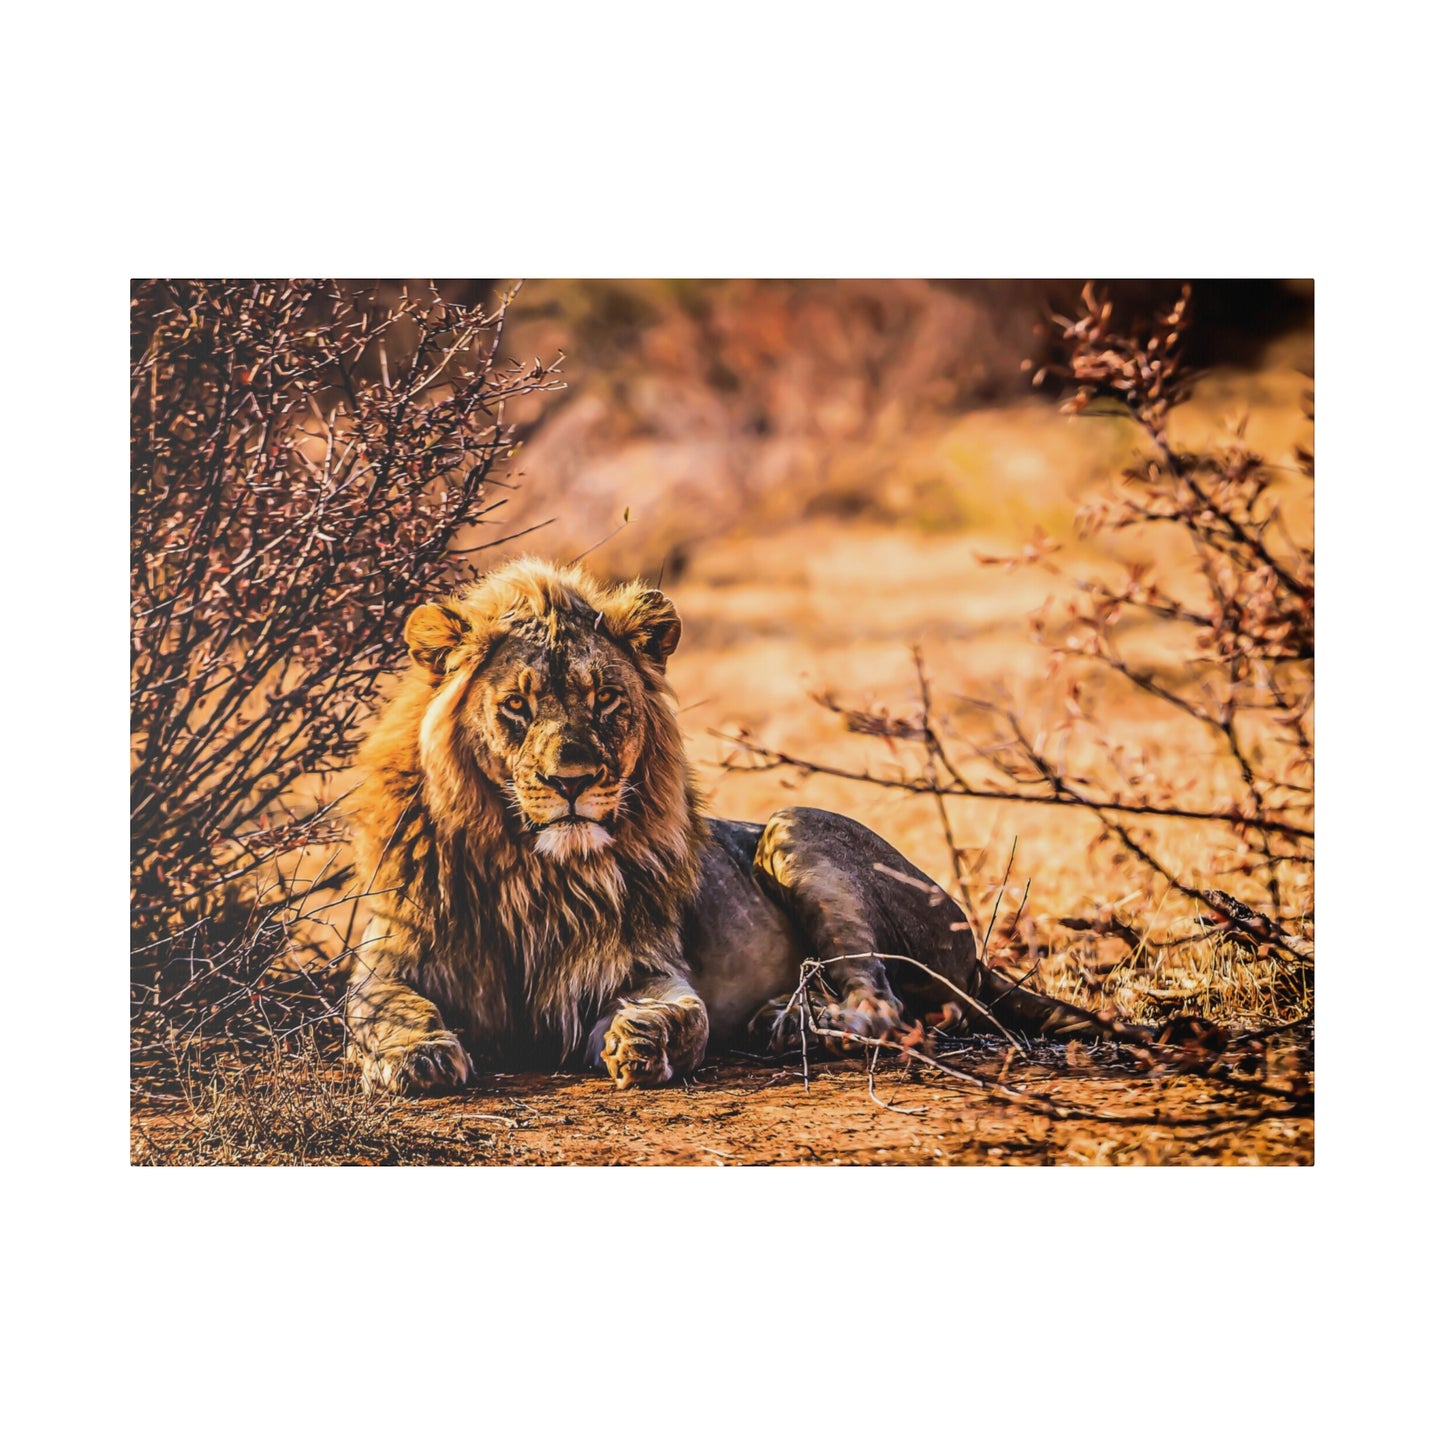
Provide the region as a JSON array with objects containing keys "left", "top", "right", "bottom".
[
  {"left": 598, "top": 997, "right": 707, "bottom": 1090},
  {"left": 357, "top": 1030, "right": 472, "bottom": 1096}
]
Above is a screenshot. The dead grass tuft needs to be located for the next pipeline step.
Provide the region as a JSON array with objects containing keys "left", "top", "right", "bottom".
[{"left": 131, "top": 1034, "right": 475, "bottom": 1166}]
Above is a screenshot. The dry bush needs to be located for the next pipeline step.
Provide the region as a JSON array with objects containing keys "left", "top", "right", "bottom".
[
  {"left": 131, "top": 279, "right": 564, "bottom": 1081},
  {"left": 723, "top": 284, "right": 1314, "bottom": 1029}
]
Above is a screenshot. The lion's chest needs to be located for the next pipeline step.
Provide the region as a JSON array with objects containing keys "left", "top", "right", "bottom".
[{"left": 427, "top": 862, "right": 645, "bottom": 1065}]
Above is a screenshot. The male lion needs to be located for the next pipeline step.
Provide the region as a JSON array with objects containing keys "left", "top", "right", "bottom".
[{"left": 349, "top": 557, "right": 1129, "bottom": 1093}]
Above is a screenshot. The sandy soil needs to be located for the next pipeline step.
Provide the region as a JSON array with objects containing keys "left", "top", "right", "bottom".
[{"left": 132, "top": 1039, "right": 1314, "bottom": 1166}]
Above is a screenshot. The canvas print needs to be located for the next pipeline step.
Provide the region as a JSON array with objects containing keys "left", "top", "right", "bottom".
[{"left": 130, "top": 279, "right": 1314, "bottom": 1165}]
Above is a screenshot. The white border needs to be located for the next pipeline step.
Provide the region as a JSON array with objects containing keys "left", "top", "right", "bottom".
[{"left": 6, "top": 2, "right": 1435, "bottom": 1437}]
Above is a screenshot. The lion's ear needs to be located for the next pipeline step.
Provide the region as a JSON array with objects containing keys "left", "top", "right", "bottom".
[
  {"left": 404, "top": 603, "right": 472, "bottom": 680},
  {"left": 603, "top": 587, "right": 682, "bottom": 669}
]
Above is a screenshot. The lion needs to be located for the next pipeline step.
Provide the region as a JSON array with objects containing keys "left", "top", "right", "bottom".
[{"left": 347, "top": 557, "right": 1136, "bottom": 1093}]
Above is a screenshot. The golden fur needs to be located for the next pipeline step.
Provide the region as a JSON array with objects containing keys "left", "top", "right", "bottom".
[{"left": 347, "top": 558, "right": 711, "bottom": 1091}]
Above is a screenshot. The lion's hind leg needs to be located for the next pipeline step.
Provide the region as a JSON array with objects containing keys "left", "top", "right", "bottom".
[
  {"left": 748, "top": 806, "right": 1147, "bottom": 1054},
  {"left": 752, "top": 809, "right": 905, "bottom": 1048}
]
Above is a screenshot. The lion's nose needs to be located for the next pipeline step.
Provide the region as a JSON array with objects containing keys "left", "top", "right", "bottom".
[{"left": 542, "top": 771, "right": 598, "bottom": 802}]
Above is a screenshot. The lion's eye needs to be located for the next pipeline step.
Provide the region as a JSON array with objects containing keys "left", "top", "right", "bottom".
[
  {"left": 596, "top": 687, "right": 622, "bottom": 713},
  {"left": 500, "top": 695, "right": 530, "bottom": 718}
]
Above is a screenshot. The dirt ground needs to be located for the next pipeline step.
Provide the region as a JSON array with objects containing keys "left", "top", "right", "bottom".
[{"left": 131, "top": 1031, "right": 1314, "bottom": 1166}]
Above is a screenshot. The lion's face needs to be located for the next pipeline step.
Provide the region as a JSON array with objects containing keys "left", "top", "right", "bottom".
[
  {"left": 402, "top": 564, "right": 684, "bottom": 864},
  {"left": 460, "top": 617, "right": 651, "bottom": 859}
]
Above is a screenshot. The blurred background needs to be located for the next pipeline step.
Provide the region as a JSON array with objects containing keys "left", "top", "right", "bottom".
[
  {"left": 430, "top": 280, "right": 1314, "bottom": 934},
  {"left": 451, "top": 279, "right": 1313, "bottom": 575}
]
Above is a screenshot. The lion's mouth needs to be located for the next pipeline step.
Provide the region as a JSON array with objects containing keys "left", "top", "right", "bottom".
[
  {"left": 531, "top": 816, "right": 614, "bottom": 860},
  {"left": 513, "top": 779, "right": 620, "bottom": 845},
  {"left": 529, "top": 813, "right": 610, "bottom": 833}
]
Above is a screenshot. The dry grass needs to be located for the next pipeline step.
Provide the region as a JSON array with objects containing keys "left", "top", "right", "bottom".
[
  {"left": 132, "top": 1034, "right": 479, "bottom": 1166},
  {"left": 1086, "top": 931, "right": 1312, "bottom": 1029}
]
